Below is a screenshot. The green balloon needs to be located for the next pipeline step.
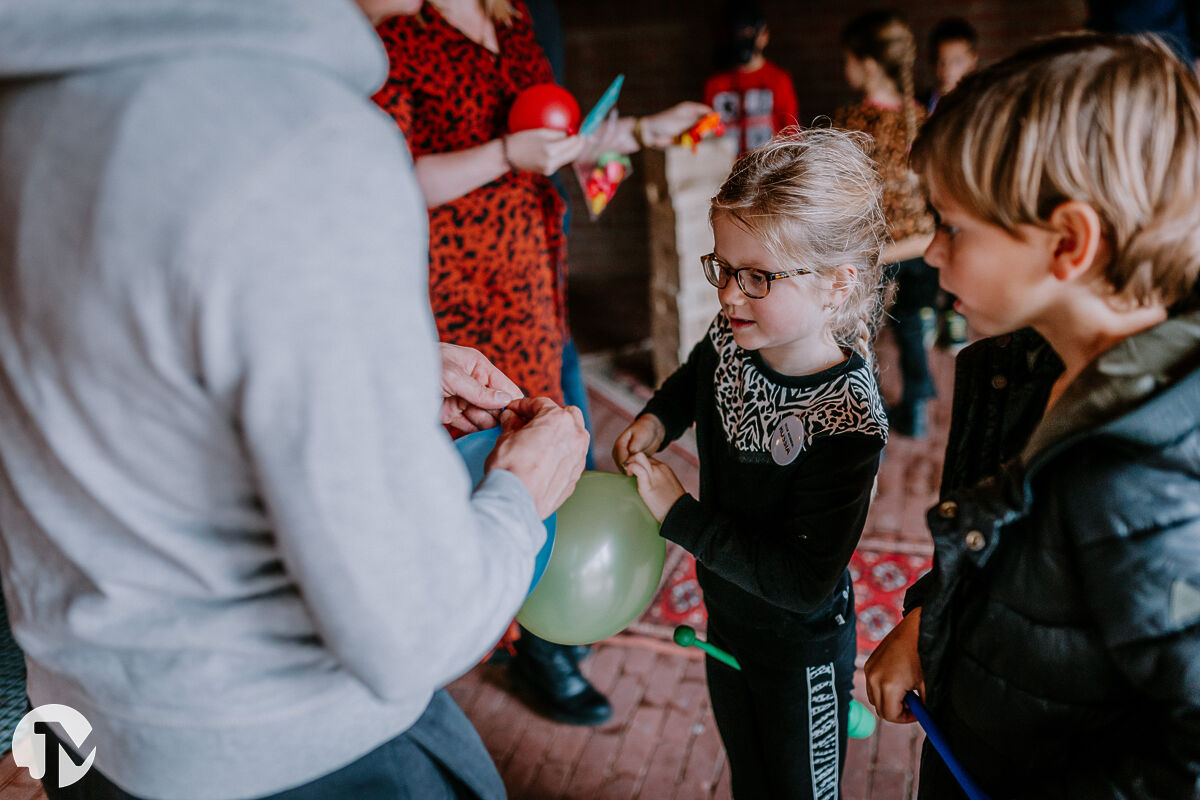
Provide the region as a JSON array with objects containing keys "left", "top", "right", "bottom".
[{"left": 516, "top": 471, "right": 665, "bottom": 645}]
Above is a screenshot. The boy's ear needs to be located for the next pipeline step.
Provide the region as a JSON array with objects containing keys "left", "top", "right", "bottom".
[{"left": 1047, "top": 201, "right": 1105, "bottom": 283}]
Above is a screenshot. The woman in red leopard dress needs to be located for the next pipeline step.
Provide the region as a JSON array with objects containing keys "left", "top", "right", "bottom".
[
  {"left": 374, "top": 0, "right": 579, "bottom": 404},
  {"left": 373, "top": 0, "right": 709, "bottom": 729}
]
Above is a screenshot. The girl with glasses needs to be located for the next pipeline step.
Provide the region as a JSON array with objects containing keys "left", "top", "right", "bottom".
[{"left": 613, "top": 128, "right": 889, "bottom": 800}]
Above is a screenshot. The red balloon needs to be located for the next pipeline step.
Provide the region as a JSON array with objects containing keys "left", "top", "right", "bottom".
[{"left": 507, "top": 84, "right": 581, "bottom": 135}]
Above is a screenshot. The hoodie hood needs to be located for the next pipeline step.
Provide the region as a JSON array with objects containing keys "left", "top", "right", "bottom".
[
  {"left": 0, "top": 0, "right": 386, "bottom": 94},
  {"left": 1022, "top": 307, "right": 1200, "bottom": 464}
]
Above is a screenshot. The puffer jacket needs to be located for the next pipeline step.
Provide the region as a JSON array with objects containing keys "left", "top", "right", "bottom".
[{"left": 911, "top": 310, "right": 1200, "bottom": 799}]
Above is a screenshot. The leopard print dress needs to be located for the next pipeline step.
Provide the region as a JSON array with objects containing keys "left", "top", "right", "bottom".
[{"left": 374, "top": 3, "right": 567, "bottom": 403}]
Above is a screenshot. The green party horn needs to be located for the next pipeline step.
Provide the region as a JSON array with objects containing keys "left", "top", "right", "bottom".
[{"left": 672, "top": 625, "right": 876, "bottom": 738}]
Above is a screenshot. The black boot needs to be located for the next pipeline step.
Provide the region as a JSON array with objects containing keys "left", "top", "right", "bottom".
[
  {"left": 887, "top": 398, "right": 928, "bottom": 439},
  {"left": 509, "top": 629, "right": 612, "bottom": 726}
]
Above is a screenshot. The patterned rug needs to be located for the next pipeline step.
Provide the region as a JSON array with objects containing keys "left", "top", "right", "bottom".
[{"left": 627, "top": 542, "right": 932, "bottom": 656}]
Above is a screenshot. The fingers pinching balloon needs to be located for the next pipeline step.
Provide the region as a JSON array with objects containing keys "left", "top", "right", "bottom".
[
  {"left": 454, "top": 427, "right": 555, "bottom": 594},
  {"left": 516, "top": 471, "right": 665, "bottom": 645}
]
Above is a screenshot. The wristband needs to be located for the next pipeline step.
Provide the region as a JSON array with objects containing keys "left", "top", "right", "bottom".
[
  {"left": 632, "top": 117, "right": 647, "bottom": 149},
  {"left": 500, "top": 134, "right": 513, "bottom": 170}
]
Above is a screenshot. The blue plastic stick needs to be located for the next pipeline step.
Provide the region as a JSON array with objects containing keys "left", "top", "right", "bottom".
[
  {"left": 578, "top": 75, "right": 624, "bottom": 136},
  {"left": 904, "top": 691, "right": 991, "bottom": 800}
]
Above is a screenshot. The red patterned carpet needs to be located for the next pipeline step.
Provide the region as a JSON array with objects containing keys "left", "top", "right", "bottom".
[{"left": 629, "top": 542, "right": 932, "bottom": 657}]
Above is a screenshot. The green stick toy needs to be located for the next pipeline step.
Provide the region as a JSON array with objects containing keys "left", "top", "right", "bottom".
[{"left": 673, "top": 625, "right": 877, "bottom": 739}]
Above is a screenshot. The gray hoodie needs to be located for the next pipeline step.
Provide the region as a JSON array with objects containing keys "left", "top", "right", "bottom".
[{"left": 0, "top": 1, "right": 544, "bottom": 797}]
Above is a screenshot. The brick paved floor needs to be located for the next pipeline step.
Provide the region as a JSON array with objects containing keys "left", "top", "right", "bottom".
[{"left": 0, "top": 330, "right": 956, "bottom": 800}]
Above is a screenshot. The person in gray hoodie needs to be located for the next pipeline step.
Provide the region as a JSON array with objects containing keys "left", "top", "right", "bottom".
[{"left": 0, "top": 0, "right": 589, "bottom": 798}]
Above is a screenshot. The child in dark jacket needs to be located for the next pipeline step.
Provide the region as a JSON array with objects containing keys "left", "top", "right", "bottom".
[
  {"left": 614, "top": 128, "right": 890, "bottom": 799},
  {"left": 864, "top": 33, "right": 1200, "bottom": 798}
]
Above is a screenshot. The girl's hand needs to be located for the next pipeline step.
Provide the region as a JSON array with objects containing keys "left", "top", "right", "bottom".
[
  {"left": 504, "top": 129, "right": 586, "bottom": 175},
  {"left": 622, "top": 452, "right": 685, "bottom": 522},
  {"left": 864, "top": 607, "right": 926, "bottom": 724},
  {"left": 612, "top": 414, "right": 667, "bottom": 470}
]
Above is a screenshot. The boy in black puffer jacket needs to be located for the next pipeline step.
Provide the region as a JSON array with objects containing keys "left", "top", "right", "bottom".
[{"left": 864, "top": 33, "right": 1200, "bottom": 799}]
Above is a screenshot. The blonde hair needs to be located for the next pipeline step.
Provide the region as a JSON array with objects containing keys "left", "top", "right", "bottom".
[
  {"left": 711, "top": 128, "right": 889, "bottom": 363},
  {"left": 912, "top": 32, "right": 1200, "bottom": 308},
  {"left": 842, "top": 10, "right": 919, "bottom": 148}
]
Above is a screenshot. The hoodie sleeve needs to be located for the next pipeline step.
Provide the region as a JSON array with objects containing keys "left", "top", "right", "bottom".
[
  {"left": 184, "top": 106, "right": 543, "bottom": 701},
  {"left": 640, "top": 332, "right": 712, "bottom": 445}
]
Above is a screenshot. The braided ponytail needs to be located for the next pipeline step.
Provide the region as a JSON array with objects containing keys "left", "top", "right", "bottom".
[
  {"left": 892, "top": 24, "right": 918, "bottom": 148},
  {"left": 842, "top": 11, "right": 919, "bottom": 147}
]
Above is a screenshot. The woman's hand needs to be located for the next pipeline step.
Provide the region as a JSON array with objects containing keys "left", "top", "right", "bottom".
[
  {"left": 622, "top": 452, "right": 685, "bottom": 522},
  {"left": 583, "top": 103, "right": 715, "bottom": 156},
  {"left": 439, "top": 343, "right": 522, "bottom": 433},
  {"left": 612, "top": 414, "right": 666, "bottom": 470},
  {"left": 864, "top": 607, "right": 926, "bottom": 724},
  {"left": 504, "top": 129, "right": 586, "bottom": 175},
  {"left": 637, "top": 101, "right": 713, "bottom": 148}
]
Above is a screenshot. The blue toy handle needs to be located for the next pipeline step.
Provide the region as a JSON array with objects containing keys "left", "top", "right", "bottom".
[
  {"left": 454, "top": 427, "right": 555, "bottom": 594},
  {"left": 578, "top": 75, "right": 624, "bottom": 137},
  {"left": 904, "top": 691, "right": 991, "bottom": 800}
]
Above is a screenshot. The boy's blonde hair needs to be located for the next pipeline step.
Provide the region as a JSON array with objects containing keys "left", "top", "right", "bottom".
[
  {"left": 711, "top": 128, "right": 888, "bottom": 363},
  {"left": 912, "top": 33, "right": 1200, "bottom": 308}
]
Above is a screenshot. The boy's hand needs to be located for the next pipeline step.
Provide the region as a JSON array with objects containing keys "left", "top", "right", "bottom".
[
  {"left": 622, "top": 452, "right": 685, "bottom": 522},
  {"left": 612, "top": 414, "right": 666, "bottom": 469},
  {"left": 864, "top": 607, "right": 926, "bottom": 724}
]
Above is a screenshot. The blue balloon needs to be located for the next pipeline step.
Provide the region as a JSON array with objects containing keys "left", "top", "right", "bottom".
[{"left": 453, "top": 427, "right": 555, "bottom": 594}]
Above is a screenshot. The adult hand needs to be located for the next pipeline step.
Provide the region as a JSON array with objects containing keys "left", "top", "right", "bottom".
[
  {"left": 504, "top": 129, "right": 586, "bottom": 175},
  {"left": 612, "top": 414, "right": 666, "bottom": 471},
  {"left": 487, "top": 397, "right": 589, "bottom": 519},
  {"left": 622, "top": 452, "right": 685, "bottom": 522},
  {"left": 637, "top": 101, "right": 713, "bottom": 148},
  {"left": 439, "top": 343, "right": 523, "bottom": 433},
  {"left": 864, "top": 607, "right": 926, "bottom": 724}
]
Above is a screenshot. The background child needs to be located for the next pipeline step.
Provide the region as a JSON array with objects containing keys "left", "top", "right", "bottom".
[
  {"left": 926, "top": 16, "right": 979, "bottom": 351},
  {"left": 926, "top": 16, "right": 979, "bottom": 112},
  {"left": 864, "top": 33, "right": 1200, "bottom": 797},
  {"left": 613, "top": 128, "right": 889, "bottom": 799},
  {"left": 833, "top": 9, "right": 938, "bottom": 439},
  {"left": 704, "top": 1, "right": 800, "bottom": 155}
]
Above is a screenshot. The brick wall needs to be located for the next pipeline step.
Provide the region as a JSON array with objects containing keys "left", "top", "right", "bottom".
[{"left": 559, "top": 0, "right": 1088, "bottom": 352}]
